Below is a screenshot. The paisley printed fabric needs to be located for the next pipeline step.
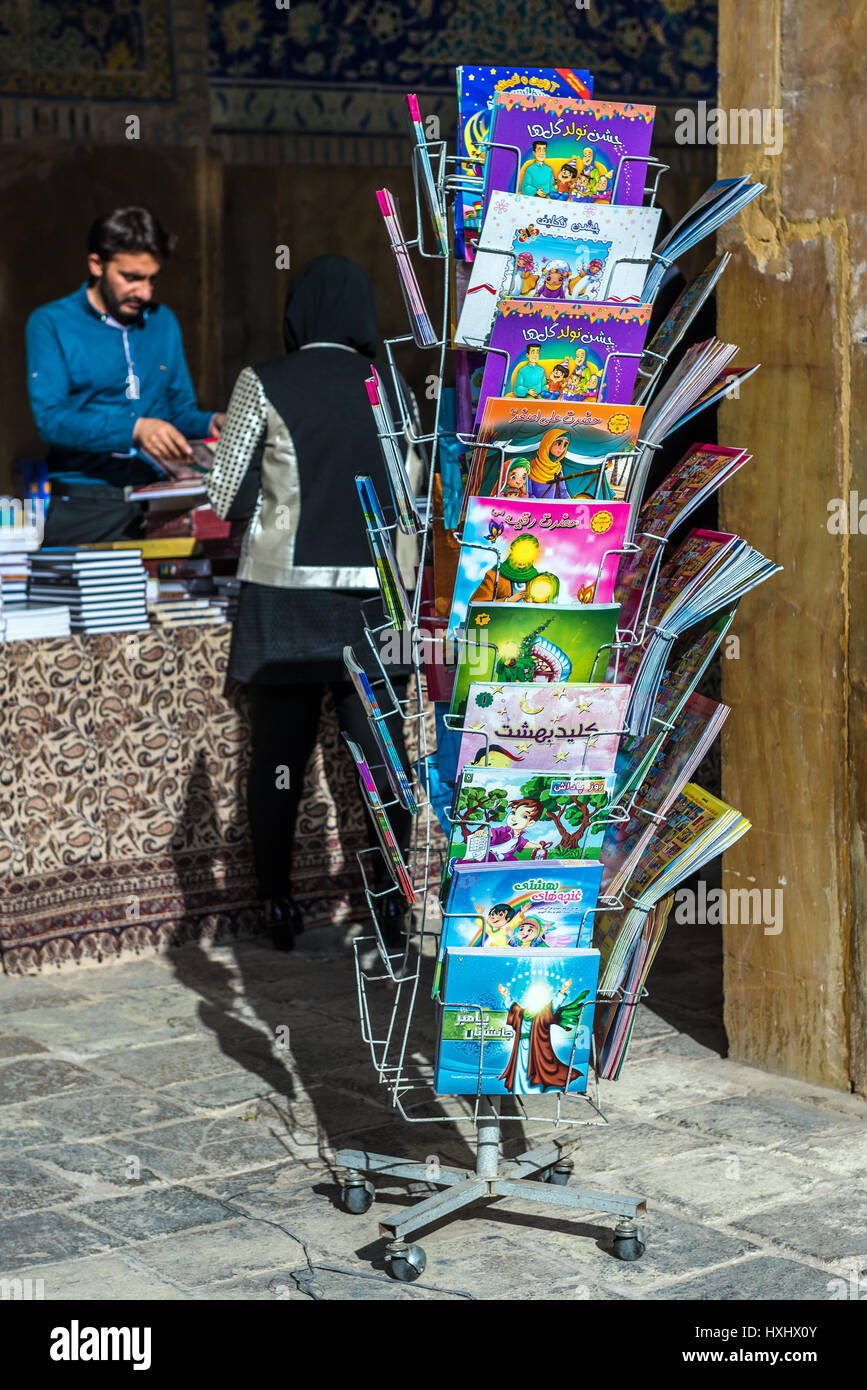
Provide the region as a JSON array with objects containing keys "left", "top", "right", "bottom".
[{"left": 0, "top": 627, "right": 372, "bottom": 974}]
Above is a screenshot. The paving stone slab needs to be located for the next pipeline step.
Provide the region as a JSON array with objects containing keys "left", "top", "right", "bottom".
[
  {"left": 26, "top": 1141, "right": 159, "bottom": 1193},
  {"left": 25, "top": 1086, "right": 193, "bottom": 1140},
  {"left": 164, "top": 1070, "right": 292, "bottom": 1111},
  {"left": 0, "top": 1034, "right": 49, "bottom": 1058},
  {"left": 75, "top": 1188, "right": 233, "bottom": 1243},
  {"left": 734, "top": 1188, "right": 867, "bottom": 1261},
  {"left": 646, "top": 1254, "right": 837, "bottom": 1300},
  {"left": 0, "top": 1106, "right": 66, "bottom": 1154},
  {"left": 0, "top": 1057, "right": 107, "bottom": 1106},
  {"left": 1, "top": 1253, "right": 203, "bottom": 1301},
  {"left": 624, "top": 1148, "right": 834, "bottom": 1223},
  {"left": 0, "top": 1155, "right": 81, "bottom": 1217},
  {"left": 0, "top": 1211, "right": 119, "bottom": 1272},
  {"left": 655, "top": 1095, "right": 861, "bottom": 1149},
  {"left": 784, "top": 1126, "right": 867, "bottom": 1179},
  {"left": 102, "top": 1112, "right": 295, "bottom": 1182},
  {"left": 125, "top": 1217, "right": 317, "bottom": 1288},
  {"left": 99, "top": 1039, "right": 245, "bottom": 1089},
  {"left": 597, "top": 1058, "right": 754, "bottom": 1118}
]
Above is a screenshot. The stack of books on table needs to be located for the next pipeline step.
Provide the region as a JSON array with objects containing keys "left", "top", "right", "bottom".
[
  {"left": 0, "top": 551, "right": 32, "bottom": 605},
  {"left": 29, "top": 548, "right": 149, "bottom": 634},
  {"left": 1, "top": 603, "right": 71, "bottom": 642}
]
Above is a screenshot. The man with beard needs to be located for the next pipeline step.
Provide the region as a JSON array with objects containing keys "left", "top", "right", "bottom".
[{"left": 26, "top": 207, "right": 223, "bottom": 543}]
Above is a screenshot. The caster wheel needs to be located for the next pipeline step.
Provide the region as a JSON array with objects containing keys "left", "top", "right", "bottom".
[
  {"left": 612, "top": 1217, "right": 645, "bottom": 1261},
  {"left": 546, "top": 1160, "right": 573, "bottom": 1186},
  {"left": 385, "top": 1241, "right": 427, "bottom": 1282},
  {"left": 341, "top": 1175, "right": 374, "bottom": 1215}
]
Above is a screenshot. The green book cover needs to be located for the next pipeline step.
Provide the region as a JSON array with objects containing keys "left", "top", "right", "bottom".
[{"left": 449, "top": 601, "right": 620, "bottom": 719}]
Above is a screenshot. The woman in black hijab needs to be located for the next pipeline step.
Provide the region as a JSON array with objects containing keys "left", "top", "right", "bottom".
[{"left": 207, "top": 255, "right": 416, "bottom": 950}]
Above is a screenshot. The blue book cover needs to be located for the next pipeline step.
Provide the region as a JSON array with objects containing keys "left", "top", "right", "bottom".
[
  {"left": 443, "top": 862, "right": 603, "bottom": 952},
  {"left": 457, "top": 65, "right": 594, "bottom": 259},
  {"left": 435, "top": 946, "right": 599, "bottom": 1096}
]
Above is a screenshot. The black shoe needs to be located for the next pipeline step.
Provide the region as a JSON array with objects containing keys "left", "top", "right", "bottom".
[{"left": 266, "top": 897, "right": 305, "bottom": 953}]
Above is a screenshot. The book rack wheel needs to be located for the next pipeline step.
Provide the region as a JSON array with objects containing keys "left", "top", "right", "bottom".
[
  {"left": 385, "top": 1241, "right": 427, "bottom": 1282},
  {"left": 612, "top": 1217, "right": 646, "bottom": 1261},
  {"left": 341, "top": 1172, "right": 375, "bottom": 1215}
]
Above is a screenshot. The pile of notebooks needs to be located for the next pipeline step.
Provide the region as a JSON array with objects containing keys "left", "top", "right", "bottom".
[
  {"left": 0, "top": 551, "right": 31, "bottom": 606},
  {"left": 29, "top": 548, "right": 149, "bottom": 634},
  {"left": 2, "top": 604, "right": 71, "bottom": 642}
]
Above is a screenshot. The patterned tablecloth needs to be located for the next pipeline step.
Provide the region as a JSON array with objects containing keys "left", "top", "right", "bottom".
[{"left": 0, "top": 626, "right": 370, "bottom": 974}]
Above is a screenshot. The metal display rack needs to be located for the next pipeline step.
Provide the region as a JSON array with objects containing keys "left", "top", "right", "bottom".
[{"left": 334, "top": 131, "right": 677, "bottom": 1282}]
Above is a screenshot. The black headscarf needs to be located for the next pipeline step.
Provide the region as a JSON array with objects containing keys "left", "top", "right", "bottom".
[{"left": 283, "top": 254, "right": 378, "bottom": 358}]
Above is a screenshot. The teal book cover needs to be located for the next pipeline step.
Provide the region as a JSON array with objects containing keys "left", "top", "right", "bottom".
[{"left": 435, "top": 946, "right": 599, "bottom": 1096}]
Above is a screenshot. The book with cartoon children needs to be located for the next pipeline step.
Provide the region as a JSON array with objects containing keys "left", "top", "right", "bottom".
[
  {"left": 475, "top": 298, "right": 652, "bottom": 423},
  {"left": 483, "top": 91, "right": 655, "bottom": 218}
]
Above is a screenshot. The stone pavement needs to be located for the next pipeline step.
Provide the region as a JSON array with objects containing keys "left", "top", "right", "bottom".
[{"left": 0, "top": 923, "right": 864, "bottom": 1302}]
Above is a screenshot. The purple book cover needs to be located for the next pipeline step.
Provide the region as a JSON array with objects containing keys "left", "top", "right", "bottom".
[
  {"left": 476, "top": 299, "right": 652, "bottom": 426},
  {"left": 484, "top": 92, "right": 655, "bottom": 221}
]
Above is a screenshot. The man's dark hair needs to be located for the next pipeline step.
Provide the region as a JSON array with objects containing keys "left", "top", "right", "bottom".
[
  {"left": 532, "top": 140, "right": 547, "bottom": 152},
  {"left": 87, "top": 208, "right": 173, "bottom": 263}
]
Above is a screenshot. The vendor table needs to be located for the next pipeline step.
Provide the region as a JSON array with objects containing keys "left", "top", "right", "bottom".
[{"left": 0, "top": 626, "right": 368, "bottom": 974}]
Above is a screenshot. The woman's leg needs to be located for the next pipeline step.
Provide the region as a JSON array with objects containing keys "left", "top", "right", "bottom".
[{"left": 245, "top": 682, "right": 324, "bottom": 900}]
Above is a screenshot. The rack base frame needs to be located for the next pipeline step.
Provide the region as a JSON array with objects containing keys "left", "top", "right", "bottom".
[{"left": 335, "top": 1097, "right": 647, "bottom": 1281}]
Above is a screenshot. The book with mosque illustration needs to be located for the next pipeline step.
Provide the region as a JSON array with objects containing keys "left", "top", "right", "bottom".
[
  {"left": 448, "top": 495, "right": 630, "bottom": 634},
  {"left": 466, "top": 396, "right": 644, "bottom": 507},
  {"left": 484, "top": 91, "right": 655, "bottom": 216},
  {"left": 456, "top": 65, "right": 594, "bottom": 260},
  {"left": 455, "top": 194, "right": 660, "bottom": 349},
  {"left": 456, "top": 680, "right": 630, "bottom": 777},
  {"left": 476, "top": 299, "right": 652, "bottom": 424},
  {"left": 435, "top": 946, "right": 599, "bottom": 1095},
  {"left": 449, "top": 600, "right": 619, "bottom": 718}
]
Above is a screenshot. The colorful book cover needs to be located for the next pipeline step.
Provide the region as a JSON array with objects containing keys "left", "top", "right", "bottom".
[
  {"left": 435, "top": 946, "right": 599, "bottom": 1096},
  {"left": 444, "top": 765, "right": 613, "bottom": 890},
  {"left": 477, "top": 299, "right": 652, "bottom": 422},
  {"left": 449, "top": 600, "right": 620, "bottom": 718},
  {"left": 344, "top": 737, "right": 416, "bottom": 905},
  {"left": 456, "top": 66, "right": 594, "bottom": 260},
  {"left": 455, "top": 194, "right": 661, "bottom": 348},
  {"left": 484, "top": 92, "right": 655, "bottom": 218},
  {"left": 457, "top": 681, "right": 630, "bottom": 776},
  {"left": 443, "top": 863, "right": 604, "bottom": 954},
  {"left": 344, "top": 645, "right": 417, "bottom": 814},
  {"left": 469, "top": 397, "right": 644, "bottom": 505},
  {"left": 634, "top": 254, "right": 730, "bottom": 397},
  {"left": 448, "top": 496, "right": 630, "bottom": 634}
]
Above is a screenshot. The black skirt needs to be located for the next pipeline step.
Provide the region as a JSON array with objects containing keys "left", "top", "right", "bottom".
[{"left": 227, "top": 580, "right": 385, "bottom": 685}]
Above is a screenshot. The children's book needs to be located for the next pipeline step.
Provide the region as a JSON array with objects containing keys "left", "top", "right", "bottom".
[
  {"left": 344, "top": 737, "right": 416, "bottom": 905},
  {"left": 642, "top": 177, "right": 765, "bottom": 302},
  {"left": 457, "top": 680, "right": 630, "bottom": 776},
  {"left": 595, "top": 783, "right": 750, "bottom": 992},
  {"left": 445, "top": 765, "right": 613, "bottom": 883},
  {"left": 442, "top": 862, "right": 604, "bottom": 954},
  {"left": 477, "top": 299, "right": 652, "bottom": 423},
  {"left": 456, "top": 66, "right": 594, "bottom": 260},
  {"left": 468, "top": 396, "right": 644, "bottom": 506},
  {"left": 344, "top": 645, "right": 417, "bottom": 814},
  {"left": 615, "top": 443, "right": 751, "bottom": 631},
  {"left": 632, "top": 254, "right": 730, "bottom": 404},
  {"left": 448, "top": 496, "right": 630, "bottom": 634},
  {"left": 449, "top": 600, "right": 620, "bottom": 718},
  {"left": 455, "top": 194, "right": 660, "bottom": 348},
  {"left": 355, "top": 475, "right": 411, "bottom": 629},
  {"left": 594, "top": 893, "right": 673, "bottom": 1078},
  {"left": 435, "top": 946, "right": 599, "bottom": 1095},
  {"left": 600, "top": 692, "right": 729, "bottom": 895},
  {"left": 484, "top": 92, "right": 655, "bottom": 217}
]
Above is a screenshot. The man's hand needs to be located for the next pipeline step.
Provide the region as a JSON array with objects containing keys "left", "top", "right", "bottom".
[{"left": 133, "top": 417, "right": 192, "bottom": 461}]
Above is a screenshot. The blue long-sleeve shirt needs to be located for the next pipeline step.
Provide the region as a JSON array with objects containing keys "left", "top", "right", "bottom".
[{"left": 26, "top": 283, "right": 213, "bottom": 476}]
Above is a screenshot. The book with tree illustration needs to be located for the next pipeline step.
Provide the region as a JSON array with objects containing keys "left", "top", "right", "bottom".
[{"left": 442, "top": 764, "right": 614, "bottom": 895}]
